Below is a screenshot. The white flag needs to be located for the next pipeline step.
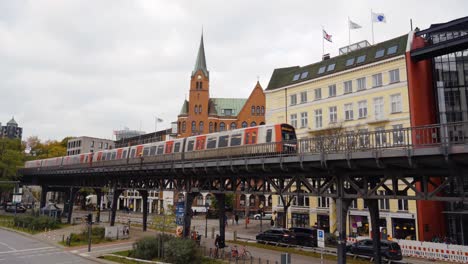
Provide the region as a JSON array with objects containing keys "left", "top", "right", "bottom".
[
  {"left": 372, "top": 12, "right": 386, "bottom": 23},
  {"left": 349, "top": 20, "right": 362, "bottom": 29}
]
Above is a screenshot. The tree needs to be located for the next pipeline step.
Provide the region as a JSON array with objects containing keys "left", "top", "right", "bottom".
[
  {"left": 210, "top": 193, "right": 234, "bottom": 211},
  {"left": 26, "top": 136, "right": 68, "bottom": 160},
  {"left": 0, "top": 138, "right": 24, "bottom": 201}
]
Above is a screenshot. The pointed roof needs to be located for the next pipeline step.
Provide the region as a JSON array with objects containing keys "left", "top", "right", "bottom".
[
  {"left": 7, "top": 117, "right": 17, "bottom": 126},
  {"left": 192, "top": 33, "right": 209, "bottom": 78}
]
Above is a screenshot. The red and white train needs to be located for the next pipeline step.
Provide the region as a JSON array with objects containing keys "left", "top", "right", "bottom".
[{"left": 25, "top": 123, "right": 297, "bottom": 169}]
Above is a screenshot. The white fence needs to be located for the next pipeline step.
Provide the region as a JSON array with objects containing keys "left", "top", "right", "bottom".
[{"left": 347, "top": 237, "right": 468, "bottom": 263}]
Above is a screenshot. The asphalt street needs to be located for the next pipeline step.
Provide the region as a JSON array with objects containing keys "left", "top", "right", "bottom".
[{"left": 0, "top": 229, "right": 95, "bottom": 264}]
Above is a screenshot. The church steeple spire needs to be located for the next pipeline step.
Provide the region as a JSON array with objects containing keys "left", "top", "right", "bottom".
[{"left": 192, "top": 32, "right": 209, "bottom": 78}]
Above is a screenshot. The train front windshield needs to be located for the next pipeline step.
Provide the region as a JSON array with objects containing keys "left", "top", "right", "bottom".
[{"left": 281, "top": 124, "right": 297, "bottom": 141}]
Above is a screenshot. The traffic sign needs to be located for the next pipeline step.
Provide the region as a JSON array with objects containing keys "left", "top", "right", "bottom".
[{"left": 317, "top": 229, "right": 325, "bottom": 248}]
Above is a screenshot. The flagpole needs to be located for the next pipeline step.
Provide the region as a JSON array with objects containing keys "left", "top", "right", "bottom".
[
  {"left": 322, "top": 26, "right": 324, "bottom": 56},
  {"left": 371, "top": 9, "right": 375, "bottom": 45},
  {"left": 348, "top": 17, "right": 351, "bottom": 46}
]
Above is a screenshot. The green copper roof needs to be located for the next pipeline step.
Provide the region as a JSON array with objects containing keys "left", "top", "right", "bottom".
[
  {"left": 192, "top": 33, "right": 209, "bottom": 78},
  {"left": 179, "top": 100, "right": 189, "bottom": 115},
  {"left": 209, "top": 98, "right": 247, "bottom": 116},
  {"left": 266, "top": 34, "right": 408, "bottom": 91}
]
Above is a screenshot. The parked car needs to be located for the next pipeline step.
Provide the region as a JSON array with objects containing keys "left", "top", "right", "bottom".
[
  {"left": 254, "top": 213, "right": 272, "bottom": 220},
  {"left": 256, "top": 228, "right": 296, "bottom": 245},
  {"left": 289, "top": 227, "right": 317, "bottom": 247},
  {"left": 347, "top": 239, "right": 403, "bottom": 261},
  {"left": 4, "top": 203, "right": 26, "bottom": 213}
]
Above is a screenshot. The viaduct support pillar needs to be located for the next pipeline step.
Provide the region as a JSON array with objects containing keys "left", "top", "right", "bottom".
[
  {"left": 110, "top": 189, "right": 123, "bottom": 226},
  {"left": 367, "top": 199, "right": 382, "bottom": 264},
  {"left": 94, "top": 188, "right": 102, "bottom": 223},
  {"left": 336, "top": 197, "right": 351, "bottom": 264},
  {"left": 140, "top": 190, "right": 149, "bottom": 232},
  {"left": 40, "top": 185, "right": 48, "bottom": 209},
  {"left": 215, "top": 193, "right": 226, "bottom": 248},
  {"left": 67, "top": 187, "right": 78, "bottom": 224},
  {"left": 183, "top": 192, "right": 196, "bottom": 238}
]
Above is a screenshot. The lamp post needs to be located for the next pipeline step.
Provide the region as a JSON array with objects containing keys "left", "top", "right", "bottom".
[
  {"left": 204, "top": 202, "right": 209, "bottom": 238},
  {"left": 259, "top": 203, "right": 264, "bottom": 233}
]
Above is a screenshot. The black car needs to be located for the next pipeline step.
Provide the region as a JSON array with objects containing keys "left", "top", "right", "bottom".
[
  {"left": 347, "top": 239, "right": 403, "bottom": 261},
  {"left": 289, "top": 227, "right": 317, "bottom": 247},
  {"left": 4, "top": 203, "right": 27, "bottom": 213},
  {"left": 256, "top": 228, "right": 296, "bottom": 245}
]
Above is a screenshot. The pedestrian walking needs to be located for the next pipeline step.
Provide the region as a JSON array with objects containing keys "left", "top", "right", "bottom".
[{"left": 235, "top": 214, "right": 239, "bottom": 225}]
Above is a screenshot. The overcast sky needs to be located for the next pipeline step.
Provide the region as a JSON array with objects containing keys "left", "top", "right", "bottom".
[{"left": 1, "top": 0, "right": 466, "bottom": 141}]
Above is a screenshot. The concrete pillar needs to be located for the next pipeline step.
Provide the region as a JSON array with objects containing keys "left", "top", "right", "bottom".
[
  {"left": 110, "top": 189, "right": 123, "bottom": 226},
  {"left": 265, "top": 194, "right": 270, "bottom": 207},
  {"left": 141, "top": 190, "right": 149, "bottom": 231},
  {"left": 367, "top": 199, "right": 382, "bottom": 264},
  {"left": 40, "top": 185, "right": 48, "bottom": 208},
  {"left": 336, "top": 197, "right": 351, "bottom": 264},
  {"left": 149, "top": 199, "right": 153, "bottom": 214},
  {"left": 133, "top": 198, "right": 137, "bottom": 212}
]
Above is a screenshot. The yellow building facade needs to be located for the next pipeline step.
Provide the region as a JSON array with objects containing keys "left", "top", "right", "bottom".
[{"left": 266, "top": 34, "right": 419, "bottom": 240}]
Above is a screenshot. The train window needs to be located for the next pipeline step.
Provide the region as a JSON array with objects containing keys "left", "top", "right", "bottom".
[
  {"left": 218, "top": 136, "right": 229, "bottom": 148},
  {"left": 143, "top": 147, "right": 149, "bottom": 156},
  {"left": 157, "top": 145, "right": 164, "bottom": 154},
  {"left": 130, "top": 149, "right": 136, "bottom": 158},
  {"left": 245, "top": 133, "right": 250, "bottom": 144},
  {"left": 187, "top": 140, "right": 195, "bottom": 151},
  {"left": 266, "top": 129, "right": 273, "bottom": 143},
  {"left": 122, "top": 150, "right": 127, "bottom": 158},
  {"left": 231, "top": 133, "right": 242, "bottom": 146},
  {"left": 106, "top": 152, "right": 111, "bottom": 160},
  {"left": 150, "top": 146, "right": 157, "bottom": 156},
  {"left": 111, "top": 152, "right": 116, "bottom": 160},
  {"left": 207, "top": 138, "right": 217, "bottom": 149},
  {"left": 174, "top": 142, "right": 181, "bottom": 153}
]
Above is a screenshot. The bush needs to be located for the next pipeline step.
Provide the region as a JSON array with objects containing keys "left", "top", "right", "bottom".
[
  {"left": 131, "top": 236, "right": 161, "bottom": 260},
  {"left": 67, "top": 226, "right": 106, "bottom": 245},
  {"left": 164, "top": 238, "right": 201, "bottom": 264},
  {"left": 13, "top": 215, "right": 59, "bottom": 230}
]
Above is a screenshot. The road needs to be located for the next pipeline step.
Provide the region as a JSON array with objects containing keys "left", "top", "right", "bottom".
[{"left": 0, "top": 228, "right": 95, "bottom": 264}]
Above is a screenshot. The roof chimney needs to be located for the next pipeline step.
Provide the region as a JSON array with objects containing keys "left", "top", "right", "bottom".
[{"left": 322, "top": 53, "right": 330, "bottom": 61}]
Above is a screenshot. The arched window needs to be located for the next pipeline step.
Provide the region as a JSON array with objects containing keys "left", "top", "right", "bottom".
[
  {"left": 199, "top": 104, "right": 202, "bottom": 114},
  {"left": 256, "top": 106, "right": 261, "bottom": 115},
  {"left": 182, "top": 121, "right": 186, "bottom": 133},
  {"left": 199, "top": 82, "right": 203, "bottom": 89},
  {"left": 251, "top": 106, "right": 255, "bottom": 115},
  {"left": 240, "top": 194, "right": 246, "bottom": 206},
  {"left": 260, "top": 122, "right": 265, "bottom": 125},
  {"left": 230, "top": 122, "right": 237, "bottom": 130},
  {"left": 250, "top": 121, "right": 257, "bottom": 127},
  {"left": 249, "top": 195, "right": 256, "bottom": 206},
  {"left": 220, "top": 122, "right": 226, "bottom": 131},
  {"left": 191, "top": 121, "right": 196, "bottom": 133},
  {"left": 199, "top": 121, "right": 204, "bottom": 133},
  {"left": 261, "top": 106, "right": 265, "bottom": 115},
  {"left": 209, "top": 122, "right": 213, "bottom": 133},
  {"left": 194, "top": 105, "right": 198, "bottom": 114},
  {"left": 242, "top": 121, "right": 248, "bottom": 128}
]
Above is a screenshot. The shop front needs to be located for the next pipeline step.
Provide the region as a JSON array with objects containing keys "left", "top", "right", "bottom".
[
  {"left": 392, "top": 218, "right": 416, "bottom": 240},
  {"left": 316, "top": 214, "right": 330, "bottom": 233},
  {"left": 291, "top": 213, "right": 310, "bottom": 227},
  {"left": 349, "top": 215, "right": 369, "bottom": 237}
]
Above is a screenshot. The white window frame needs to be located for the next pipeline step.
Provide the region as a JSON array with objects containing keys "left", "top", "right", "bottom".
[
  {"left": 375, "top": 126, "right": 387, "bottom": 146},
  {"left": 314, "top": 88, "right": 322, "bottom": 100},
  {"left": 344, "top": 80, "right": 353, "bottom": 94},
  {"left": 344, "top": 103, "right": 354, "bottom": 120},
  {"left": 372, "top": 73, "right": 383, "bottom": 87},
  {"left": 329, "top": 106, "right": 337, "bottom": 123},
  {"left": 390, "top": 94, "right": 402, "bottom": 113},
  {"left": 314, "top": 109, "right": 323, "bottom": 129},
  {"left": 398, "top": 199, "right": 408, "bottom": 211},
  {"left": 328, "top": 84, "right": 336, "bottom": 97},
  {"left": 373, "top": 97, "right": 385, "bottom": 120},
  {"left": 379, "top": 190, "right": 390, "bottom": 210},
  {"left": 358, "top": 100, "right": 367, "bottom": 119},
  {"left": 389, "top": 69, "right": 400, "bottom": 83},
  {"left": 300, "top": 91, "right": 307, "bottom": 103},
  {"left": 318, "top": 197, "right": 330, "bottom": 208},
  {"left": 357, "top": 77, "right": 366, "bottom": 91},
  {"left": 300, "top": 112, "right": 308, "bottom": 128},
  {"left": 290, "top": 94, "right": 297, "bottom": 105},
  {"left": 290, "top": 114, "right": 297, "bottom": 128},
  {"left": 392, "top": 124, "right": 404, "bottom": 145}
]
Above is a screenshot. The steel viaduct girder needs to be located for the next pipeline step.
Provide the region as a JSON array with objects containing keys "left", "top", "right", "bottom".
[{"left": 20, "top": 145, "right": 468, "bottom": 202}]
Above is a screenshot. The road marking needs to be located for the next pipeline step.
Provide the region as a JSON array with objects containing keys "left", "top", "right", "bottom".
[
  {"left": 0, "top": 246, "right": 55, "bottom": 255},
  {"left": 0, "top": 242, "right": 16, "bottom": 251}
]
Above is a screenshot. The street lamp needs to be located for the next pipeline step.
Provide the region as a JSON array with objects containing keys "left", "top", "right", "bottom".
[
  {"left": 259, "top": 203, "right": 264, "bottom": 233},
  {"left": 204, "top": 202, "right": 209, "bottom": 238}
]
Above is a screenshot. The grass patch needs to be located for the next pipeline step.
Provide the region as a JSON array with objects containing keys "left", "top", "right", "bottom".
[
  {"left": 0, "top": 214, "right": 69, "bottom": 234},
  {"left": 226, "top": 240, "right": 373, "bottom": 264},
  {"left": 99, "top": 255, "right": 147, "bottom": 264},
  {"left": 100, "top": 251, "right": 224, "bottom": 264}
]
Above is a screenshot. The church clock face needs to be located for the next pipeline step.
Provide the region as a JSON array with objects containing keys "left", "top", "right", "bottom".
[{"left": 197, "top": 75, "right": 202, "bottom": 80}]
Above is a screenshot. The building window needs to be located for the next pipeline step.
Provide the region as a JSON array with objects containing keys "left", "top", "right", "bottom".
[
  {"left": 358, "top": 128, "right": 369, "bottom": 147},
  {"left": 387, "top": 45, "right": 398, "bottom": 55},
  {"left": 300, "top": 112, "right": 308, "bottom": 128},
  {"left": 230, "top": 122, "right": 237, "bottom": 130},
  {"left": 209, "top": 122, "right": 213, "bottom": 133},
  {"left": 356, "top": 55, "right": 366, "bottom": 64},
  {"left": 199, "top": 121, "right": 204, "bottom": 133},
  {"left": 194, "top": 105, "right": 198, "bottom": 114},
  {"left": 104, "top": 143, "right": 108, "bottom": 149},
  {"left": 317, "top": 66, "right": 326, "bottom": 74},
  {"left": 318, "top": 197, "right": 329, "bottom": 208},
  {"left": 182, "top": 121, "right": 186, "bottom": 133},
  {"left": 99, "top": 142, "right": 103, "bottom": 148},
  {"left": 389, "top": 69, "right": 400, "bottom": 83},
  {"left": 192, "top": 121, "right": 196, "bottom": 133},
  {"left": 344, "top": 103, "right": 353, "bottom": 120},
  {"left": 358, "top": 100, "right": 367, "bottom": 118},
  {"left": 375, "top": 126, "right": 387, "bottom": 146},
  {"left": 290, "top": 94, "right": 297, "bottom": 105},
  {"left": 261, "top": 106, "right": 265, "bottom": 115},
  {"left": 300, "top": 72, "right": 309, "bottom": 79},
  {"left": 290, "top": 114, "right": 297, "bottom": 128},
  {"left": 344, "top": 80, "right": 353, "bottom": 94},
  {"left": 329, "top": 106, "right": 337, "bottom": 123},
  {"left": 256, "top": 106, "right": 260, "bottom": 115},
  {"left": 392, "top": 124, "right": 404, "bottom": 145},
  {"left": 375, "top": 49, "right": 385, "bottom": 58},
  {"left": 314, "top": 88, "right": 322, "bottom": 100},
  {"left": 390, "top": 94, "right": 402, "bottom": 113},
  {"left": 328, "top": 84, "right": 336, "bottom": 97},
  {"left": 219, "top": 122, "right": 226, "bottom": 131},
  {"left": 199, "top": 105, "right": 202, "bottom": 114},
  {"left": 300, "top": 91, "right": 307, "bottom": 103},
  {"left": 372, "top": 73, "right": 383, "bottom": 87},
  {"left": 379, "top": 191, "right": 390, "bottom": 210},
  {"left": 251, "top": 106, "right": 255, "bottom": 115},
  {"left": 345, "top": 58, "right": 355, "bottom": 66},
  {"left": 398, "top": 199, "right": 408, "bottom": 211},
  {"left": 357, "top": 77, "right": 366, "bottom": 91},
  {"left": 91, "top": 141, "right": 94, "bottom": 147},
  {"left": 292, "top": 73, "right": 300, "bottom": 81},
  {"left": 373, "top": 97, "right": 384, "bottom": 120},
  {"left": 250, "top": 121, "right": 257, "bottom": 127},
  {"left": 314, "top": 109, "right": 322, "bottom": 129},
  {"left": 242, "top": 121, "right": 248, "bottom": 128}
]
